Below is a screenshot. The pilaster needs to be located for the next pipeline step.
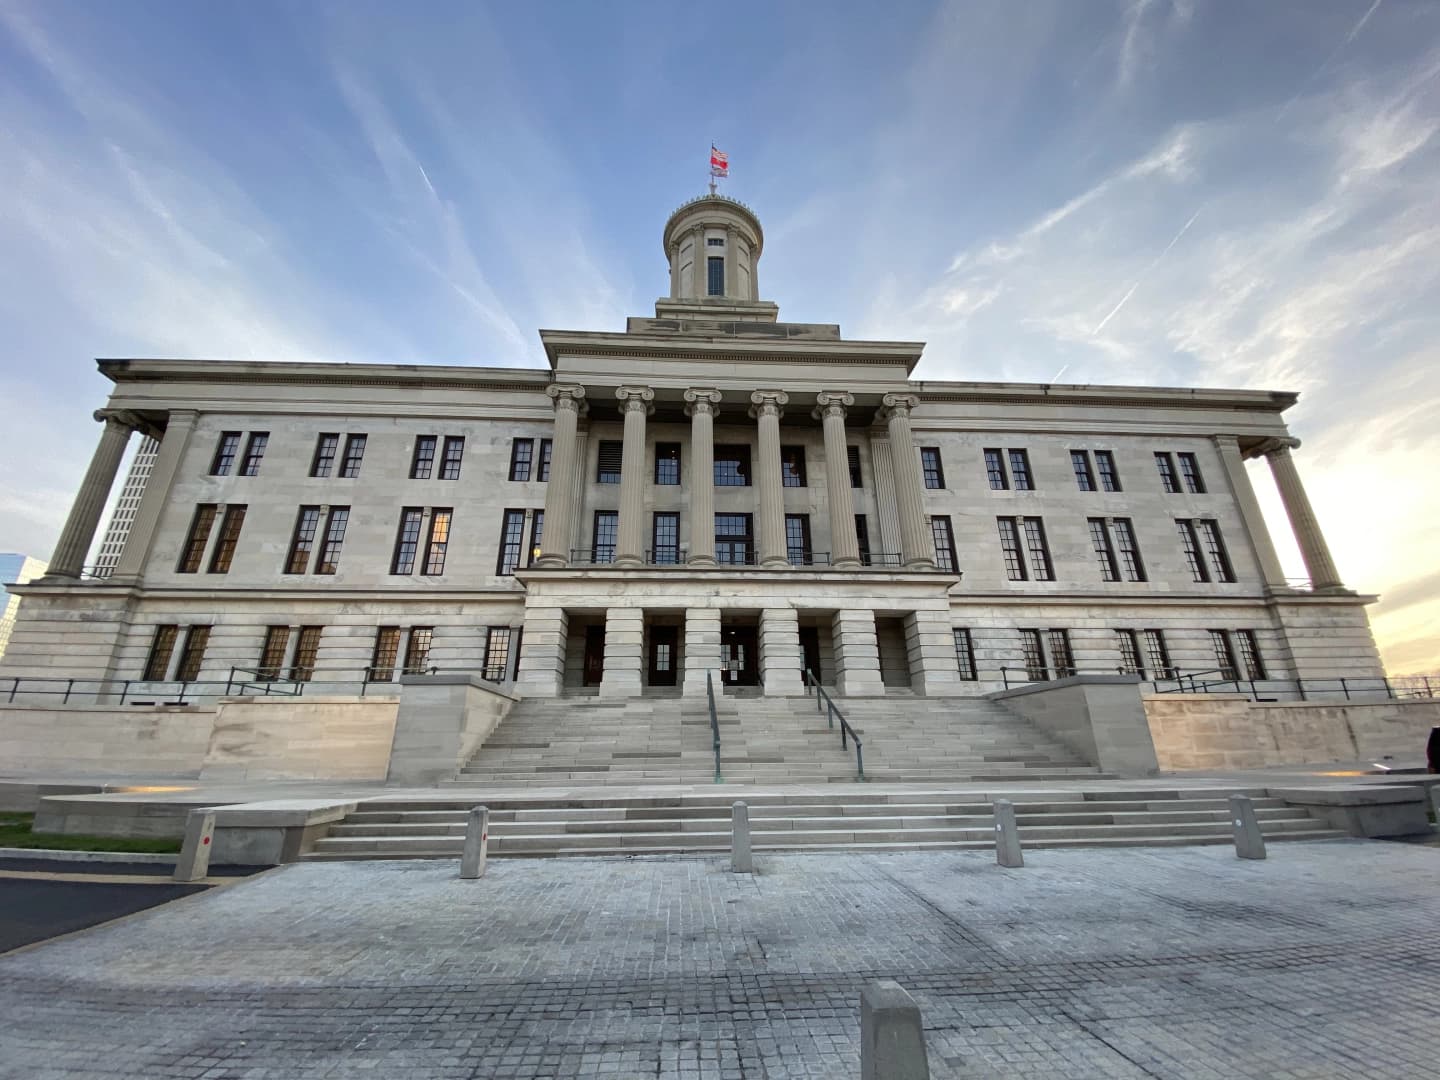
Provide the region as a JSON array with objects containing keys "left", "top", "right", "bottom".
[
  {"left": 598, "top": 607, "right": 644, "bottom": 698},
  {"left": 111, "top": 410, "right": 198, "bottom": 582},
  {"left": 832, "top": 609, "right": 885, "bottom": 697},
  {"left": 759, "top": 607, "right": 804, "bottom": 696},
  {"left": 904, "top": 609, "right": 963, "bottom": 696}
]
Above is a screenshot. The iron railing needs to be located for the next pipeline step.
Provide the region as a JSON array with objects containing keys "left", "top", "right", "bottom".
[
  {"left": 1155, "top": 670, "right": 1439, "bottom": 703},
  {"left": 569, "top": 548, "right": 615, "bottom": 565},
  {"left": 645, "top": 548, "right": 688, "bottom": 566},
  {"left": 705, "top": 669, "right": 722, "bottom": 783},
  {"left": 860, "top": 552, "right": 903, "bottom": 568},
  {"left": 802, "top": 668, "right": 864, "bottom": 780},
  {"left": 786, "top": 551, "right": 830, "bottom": 567},
  {"left": 999, "top": 665, "right": 1085, "bottom": 688}
]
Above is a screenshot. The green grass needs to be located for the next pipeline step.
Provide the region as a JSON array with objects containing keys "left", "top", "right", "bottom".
[{"left": 0, "top": 812, "right": 182, "bottom": 854}]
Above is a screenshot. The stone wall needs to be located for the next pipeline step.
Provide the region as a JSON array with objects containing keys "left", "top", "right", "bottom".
[
  {"left": 201, "top": 697, "right": 398, "bottom": 781},
  {"left": 0, "top": 703, "right": 214, "bottom": 776}
]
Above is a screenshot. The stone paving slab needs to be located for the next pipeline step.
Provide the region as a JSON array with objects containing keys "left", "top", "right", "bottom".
[{"left": 0, "top": 840, "right": 1437, "bottom": 1078}]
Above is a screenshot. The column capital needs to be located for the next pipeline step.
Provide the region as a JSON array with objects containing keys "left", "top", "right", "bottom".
[
  {"left": 683, "top": 387, "right": 723, "bottom": 417},
  {"left": 813, "top": 391, "right": 855, "bottom": 420},
  {"left": 615, "top": 385, "right": 655, "bottom": 416},
  {"left": 1247, "top": 436, "right": 1301, "bottom": 460},
  {"left": 94, "top": 408, "right": 145, "bottom": 432},
  {"left": 877, "top": 393, "right": 919, "bottom": 421},
  {"left": 748, "top": 390, "right": 788, "bottom": 419},
  {"left": 546, "top": 384, "right": 588, "bottom": 415}
]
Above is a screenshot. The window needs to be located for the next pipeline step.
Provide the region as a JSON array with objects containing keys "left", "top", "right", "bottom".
[
  {"left": 423, "top": 509, "right": 452, "bottom": 575},
  {"left": 177, "top": 504, "right": 218, "bottom": 574},
  {"left": 1112, "top": 519, "right": 1146, "bottom": 582},
  {"left": 1088, "top": 518, "right": 1119, "bottom": 582},
  {"left": 311, "top": 434, "right": 339, "bottom": 478},
  {"left": 285, "top": 506, "right": 321, "bottom": 574},
  {"left": 410, "top": 436, "right": 436, "bottom": 479},
  {"left": 1176, "top": 519, "right": 1209, "bottom": 582},
  {"left": 143, "top": 625, "right": 179, "bottom": 681},
  {"left": 509, "top": 438, "right": 534, "bottom": 481},
  {"left": 239, "top": 432, "right": 268, "bottom": 477},
  {"left": 931, "top": 515, "right": 957, "bottom": 573},
  {"left": 339, "top": 434, "right": 367, "bottom": 478},
  {"left": 997, "top": 517, "right": 1028, "bottom": 581},
  {"left": 497, "top": 509, "right": 526, "bottom": 574},
  {"left": 538, "top": 439, "right": 552, "bottom": 482},
  {"left": 210, "top": 432, "right": 240, "bottom": 476},
  {"left": 369, "top": 627, "right": 400, "bottom": 682},
  {"left": 596, "top": 440, "right": 623, "bottom": 484},
  {"left": 715, "top": 513, "right": 753, "bottom": 566},
  {"left": 785, "top": 514, "right": 813, "bottom": 565},
  {"left": 290, "top": 626, "right": 322, "bottom": 682},
  {"left": 440, "top": 436, "right": 465, "bottom": 480},
  {"left": 258, "top": 627, "right": 290, "bottom": 680},
  {"left": 920, "top": 447, "right": 945, "bottom": 489},
  {"left": 483, "top": 627, "right": 513, "bottom": 682},
  {"left": 527, "top": 510, "right": 544, "bottom": 567},
  {"left": 855, "top": 514, "right": 871, "bottom": 565},
  {"left": 1022, "top": 517, "right": 1054, "bottom": 580},
  {"left": 1008, "top": 449, "right": 1033, "bottom": 490},
  {"left": 1095, "top": 450, "right": 1121, "bottom": 492},
  {"left": 175, "top": 626, "right": 210, "bottom": 682},
  {"left": 652, "top": 512, "right": 680, "bottom": 565},
  {"left": 314, "top": 507, "right": 350, "bottom": 574},
  {"left": 1209, "top": 630, "right": 1239, "bottom": 680},
  {"left": 392, "top": 508, "right": 424, "bottom": 574},
  {"left": 780, "top": 445, "right": 807, "bottom": 487},
  {"left": 1020, "top": 629, "right": 1047, "bottom": 681},
  {"left": 1235, "top": 629, "right": 1267, "bottom": 680},
  {"left": 1155, "top": 452, "right": 1181, "bottom": 493},
  {"left": 953, "top": 628, "right": 978, "bottom": 681},
  {"left": 1089, "top": 518, "right": 1146, "bottom": 583},
  {"left": 403, "top": 627, "right": 434, "bottom": 676},
  {"left": 714, "top": 444, "right": 751, "bottom": 486},
  {"left": 592, "top": 510, "right": 618, "bottom": 564},
  {"left": 847, "top": 445, "right": 862, "bottom": 488},
  {"left": 1047, "top": 630, "right": 1075, "bottom": 678},
  {"left": 1071, "top": 451, "right": 1096, "bottom": 491},
  {"left": 1116, "top": 630, "right": 1144, "bottom": 677},
  {"left": 1177, "top": 452, "right": 1205, "bottom": 493},
  {"left": 984, "top": 449, "right": 1008, "bottom": 490},
  {"left": 207, "top": 505, "right": 246, "bottom": 573},
  {"left": 1196, "top": 520, "right": 1234, "bottom": 582},
  {"left": 707, "top": 255, "right": 724, "bottom": 295},
  {"left": 706, "top": 236, "right": 724, "bottom": 247},
  {"left": 1142, "top": 629, "right": 1174, "bottom": 679},
  {"left": 655, "top": 443, "right": 681, "bottom": 485}
]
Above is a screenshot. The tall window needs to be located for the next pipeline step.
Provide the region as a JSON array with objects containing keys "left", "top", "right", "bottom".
[
  {"left": 210, "top": 432, "right": 241, "bottom": 476},
  {"left": 1176, "top": 519, "right": 1210, "bottom": 582},
  {"left": 1155, "top": 452, "right": 1181, "bottom": 493},
  {"left": 311, "top": 434, "right": 339, "bottom": 478},
  {"left": 143, "top": 625, "right": 179, "bottom": 681},
  {"left": 483, "top": 627, "right": 513, "bottom": 681},
  {"left": 1235, "top": 629, "right": 1266, "bottom": 680},
  {"left": 655, "top": 443, "right": 681, "bottom": 485},
  {"left": 239, "top": 433, "right": 268, "bottom": 477},
  {"left": 715, "top": 513, "right": 753, "bottom": 565},
  {"left": 1088, "top": 518, "right": 1119, "bottom": 581},
  {"left": 930, "top": 515, "right": 957, "bottom": 572},
  {"left": 528, "top": 510, "right": 544, "bottom": 567},
  {"left": 714, "top": 445, "right": 751, "bottom": 486},
  {"left": 785, "top": 514, "right": 813, "bottom": 565},
  {"left": 177, "top": 504, "right": 218, "bottom": 573},
  {"left": 780, "top": 445, "right": 807, "bottom": 487},
  {"left": 392, "top": 508, "right": 424, "bottom": 574},
  {"left": 440, "top": 436, "right": 465, "bottom": 480},
  {"left": 1196, "top": 520, "right": 1234, "bottom": 582},
  {"left": 496, "top": 509, "right": 526, "bottom": 574},
  {"left": 652, "top": 512, "right": 680, "bottom": 565},
  {"left": 369, "top": 627, "right": 401, "bottom": 682},
  {"left": 1142, "top": 629, "right": 1173, "bottom": 679},
  {"left": 1116, "top": 630, "right": 1144, "bottom": 677},
  {"left": 1112, "top": 518, "right": 1146, "bottom": 581},
  {"left": 707, "top": 255, "right": 725, "bottom": 295},
  {"left": 953, "top": 628, "right": 978, "bottom": 681},
  {"left": 423, "top": 509, "right": 452, "bottom": 575},
  {"left": 592, "top": 510, "right": 618, "bottom": 564},
  {"left": 1095, "top": 450, "right": 1121, "bottom": 491},
  {"left": 920, "top": 447, "right": 945, "bottom": 489},
  {"left": 1022, "top": 517, "right": 1054, "bottom": 580},
  {"left": 285, "top": 506, "right": 322, "bottom": 574},
  {"left": 984, "top": 448, "right": 1008, "bottom": 490},
  {"left": 1047, "top": 630, "right": 1075, "bottom": 678},
  {"left": 855, "top": 514, "right": 871, "bottom": 565},
  {"left": 339, "top": 434, "right": 367, "bottom": 478},
  {"left": 538, "top": 439, "right": 552, "bottom": 481},
  {"left": 1071, "top": 451, "right": 1096, "bottom": 491},
  {"left": 289, "top": 626, "right": 322, "bottom": 682},
  {"left": 258, "top": 627, "right": 290, "bottom": 680},
  {"left": 596, "top": 440, "right": 623, "bottom": 484},
  {"left": 1209, "top": 629, "right": 1239, "bottom": 680},
  {"left": 509, "top": 438, "right": 534, "bottom": 481},
  {"left": 314, "top": 507, "right": 350, "bottom": 574},
  {"left": 207, "top": 505, "right": 247, "bottom": 573},
  {"left": 1008, "top": 449, "right": 1034, "bottom": 490},
  {"left": 1177, "top": 452, "right": 1206, "bottom": 493},
  {"left": 847, "top": 445, "right": 862, "bottom": 488},
  {"left": 410, "top": 436, "right": 437, "bottom": 479},
  {"left": 1020, "top": 629, "right": 1047, "bottom": 681},
  {"left": 997, "top": 517, "right": 1027, "bottom": 581},
  {"left": 175, "top": 626, "right": 210, "bottom": 682},
  {"left": 403, "top": 628, "right": 434, "bottom": 675}
]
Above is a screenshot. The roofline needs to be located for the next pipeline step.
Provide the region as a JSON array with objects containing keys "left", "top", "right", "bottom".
[{"left": 538, "top": 329, "right": 927, "bottom": 371}]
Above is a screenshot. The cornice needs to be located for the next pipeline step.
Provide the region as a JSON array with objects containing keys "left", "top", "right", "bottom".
[{"left": 98, "top": 358, "right": 551, "bottom": 394}]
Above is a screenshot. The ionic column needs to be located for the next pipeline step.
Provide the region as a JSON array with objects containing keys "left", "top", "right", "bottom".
[
  {"left": 1214, "top": 435, "right": 1285, "bottom": 589},
  {"left": 614, "top": 386, "right": 654, "bottom": 567},
  {"left": 47, "top": 410, "right": 138, "bottom": 579},
  {"left": 1251, "top": 437, "right": 1343, "bottom": 590},
  {"left": 691, "top": 225, "right": 706, "bottom": 297},
  {"left": 814, "top": 392, "right": 860, "bottom": 569},
  {"left": 535, "top": 385, "right": 586, "bottom": 567},
  {"left": 750, "top": 391, "right": 790, "bottom": 568},
  {"left": 111, "top": 410, "right": 198, "bottom": 582},
  {"left": 724, "top": 226, "right": 737, "bottom": 297},
  {"left": 685, "top": 389, "right": 722, "bottom": 566},
  {"left": 878, "top": 394, "right": 934, "bottom": 570}
]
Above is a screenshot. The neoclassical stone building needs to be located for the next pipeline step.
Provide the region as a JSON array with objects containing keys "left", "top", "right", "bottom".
[{"left": 1, "top": 195, "right": 1383, "bottom": 702}]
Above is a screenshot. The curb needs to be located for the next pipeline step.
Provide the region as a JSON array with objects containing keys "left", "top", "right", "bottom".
[{"left": 0, "top": 846, "right": 178, "bottom": 865}]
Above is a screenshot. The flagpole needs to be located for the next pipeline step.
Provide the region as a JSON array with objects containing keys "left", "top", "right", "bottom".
[{"left": 708, "top": 139, "right": 716, "bottom": 195}]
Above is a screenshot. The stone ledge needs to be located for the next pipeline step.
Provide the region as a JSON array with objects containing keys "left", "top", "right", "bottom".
[
  {"left": 398, "top": 674, "right": 519, "bottom": 700},
  {"left": 990, "top": 674, "right": 1142, "bottom": 701},
  {"left": 1268, "top": 784, "right": 1423, "bottom": 806},
  {"left": 1270, "top": 783, "right": 1430, "bottom": 838}
]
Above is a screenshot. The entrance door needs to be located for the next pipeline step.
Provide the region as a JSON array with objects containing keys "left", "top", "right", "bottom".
[
  {"left": 720, "top": 624, "right": 760, "bottom": 686},
  {"left": 583, "top": 624, "right": 605, "bottom": 686},
  {"left": 798, "top": 626, "right": 821, "bottom": 684},
  {"left": 648, "top": 625, "right": 678, "bottom": 687}
]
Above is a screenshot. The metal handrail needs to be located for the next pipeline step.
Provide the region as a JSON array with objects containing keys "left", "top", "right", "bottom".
[
  {"left": 802, "top": 668, "right": 864, "bottom": 780},
  {"left": 705, "top": 669, "right": 722, "bottom": 783},
  {"left": 860, "top": 552, "right": 903, "bottom": 568},
  {"left": 644, "top": 548, "right": 689, "bottom": 566},
  {"left": 786, "top": 551, "right": 831, "bottom": 567}
]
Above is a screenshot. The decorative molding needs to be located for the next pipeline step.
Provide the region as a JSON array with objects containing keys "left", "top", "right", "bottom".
[
  {"left": 813, "top": 391, "right": 855, "bottom": 420},
  {"left": 546, "top": 384, "right": 588, "bottom": 416},
  {"left": 683, "top": 387, "right": 723, "bottom": 418},
  {"left": 1246, "top": 436, "right": 1301, "bottom": 459},
  {"left": 615, "top": 385, "right": 656, "bottom": 416},
  {"left": 748, "top": 390, "right": 789, "bottom": 419}
]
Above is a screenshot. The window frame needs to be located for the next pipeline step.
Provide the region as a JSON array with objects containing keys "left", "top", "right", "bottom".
[
  {"left": 207, "top": 504, "right": 247, "bottom": 574},
  {"left": 1235, "top": 629, "right": 1267, "bottom": 680},
  {"left": 310, "top": 434, "right": 339, "bottom": 478},
  {"left": 1008, "top": 449, "right": 1034, "bottom": 491},
  {"left": 423, "top": 508, "right": 452, "bottom": 575},
  {"left": 953, "top": 628, "right": 978, "bottom": 681},
  {"left": 440, "top": 436, "right": 465, "bottom": 480},
  {"left": 177, "top": 504, "right": 218, "bottom": 574},
  {"left": 1047, "top": 629, "right": 1075, "bottom": 678},
  {"left": 715, "top": 513, "right": 754, "bottom": 566},
  {"left": 1196, "top": 519, "right": 1235, "bottom": 582},
  {"left": 654, "top": 442, "right": 681, "bottom": 486},
  {"left": 706, "top": 255, "right": 725, "bottom": 295},
  {"left": 920, "top": 447, "right": 945, "bottom": 489},
  {"left": 596, "top": 440, "right": 623, "bottom": 484},
  {"left": 592, "top": 510, "right": 618, "bottom": 564},
  {"left": 410, "top": 435, "right": 437, "bottom": 480},
  {"left": 855, "top": 514, "right": 871, "bottom": 565},
  {"left": 538, "top": 439, "right": 552, "bottom": 482},
  {"left": 508, "top": 438, "right": 534, "bottom": 482},
  {"left": 143, "top": 625, "right": 179, "bottom": 681},
  {"left": 784, "top": 513, "right": 813, "bottom": 566},
  {"left": 284, "top": 506, "right": 322, "bottom": 574},
  {"left": 338, "top": 434, "right": 367, "bottom": 478},
  {"left": 847, "top": 445, "right": 862, "bottom": 488},
  {"left": 239, "top": 432, "right": 269, "bottom": 477},
  {"left": 1176, "top": 519, "right": 1210, "bottom": 582},
  {"left": 1209, "top": 629, "right": 1240, "bottom": 681},
  {"left": 497, "top": 509, "right": 526, "bottom": 575},
  {"left": 482, "top": 627, "right": 513, "bottom": 682},
  {"left": 1116, "top": 629, "right": 1144, "bottom": 678},
  {"left": 780, "top": 445, "right": 807, "bottom": 488},
  {"left": 1155, "top": 452, "right": 1181, "bottom": 493},
  {"left": 175, "top": 626, "right": 211, "bottom": 682},
  {"left": 1020, "top": 629, "right": 1047, "bottom": 681},
  {"left": 930, "top": 515, "right": 957, "bottom": 573},
  {"left": 1142, "top": 629, "right": 1174, "bottom": 680},
  {"left": 289, "top": 626, "right": 322, "bottom": 682},
  {"left": 209, "top": 432, "right": 241, "bottom": 476},
  {"left": 1177, "top": 452, "right": 1206, "bottom": 493},
  {"left": 1095, "top": 450, "right": 1121, "bottom": 492},
  {"left": 1022, "top": 516, "right": 1054, "bottom": 581},
  {"left": 1071, "top": 450, "right": 1096, "bottom": 491},
  {"left": 527, "top": 509, "right": 544, "bottom": 568},
  {"left": 391, "top": 507, "right": 424, "bottom": 575},
  {"left": 258, "top": 626, "right": 290, "bottom": 680},
  {"left": 1088, "top": 517, "right": 1120, "bottom": 582},
  {"left": 984, "top": 448, "right": 1008, "bottom": 490},
  {"left": 1112, "top": 518, "right": 1147, "bottom": 582},
  {"left": 713, "top": 444, "right": 752, "bottom": 487},
  {"left": 313, "top": 506, "right": 350, "bottom": 575},
  {"left": 403, "top": 627, "right": 434, "bottom": 676},
  {"left": 652, "top": 511, "right": 680, "bottom": 565},
  {"left": 369, "top": 627, "right": 401, "bottom": 682},
  {"left": 997, "top": 517, "right": 1028, "bottom": 581}
]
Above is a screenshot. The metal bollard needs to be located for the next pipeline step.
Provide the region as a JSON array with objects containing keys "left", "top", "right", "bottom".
[
  {"left": 1229, "top": 794, "right": 1266, "bottom": 860},
  {"left": 461, "top": 805, "right": 489, "bottom": 879},
  {"left": 992, "top": 799, "right": 1024, "bottom": 868},
  {"left": 173, "top": 809, "right": 216, "bottom": 883},
  {"left": 861, "top": 980, "right": 930, "bottom": 1080},
  {"left": 731, "top": 801, "right": 753, "bottom": 874}
]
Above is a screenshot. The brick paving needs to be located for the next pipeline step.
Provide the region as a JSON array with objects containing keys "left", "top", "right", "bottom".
[{"left": 1, "top": 840, "right": 1437, "bottom": 1078}]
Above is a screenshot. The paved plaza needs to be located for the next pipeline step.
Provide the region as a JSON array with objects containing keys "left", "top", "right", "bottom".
[{"left": 1, "top": 840, "right": 1437, "bottom": 1078}]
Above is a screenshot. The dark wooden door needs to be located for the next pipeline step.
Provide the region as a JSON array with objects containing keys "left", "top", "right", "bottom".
[
  {"left": 583, "top": 624, "right": 605, "bottom": 686},
  {"left": 720, "top": 625, "right": 759, "bottom": 686},
  {"left": 648, "top": 625, "right": 678, "bottom": 686},
  {"left": 798, "top": 626, "right": 821, "bottom": 684}
]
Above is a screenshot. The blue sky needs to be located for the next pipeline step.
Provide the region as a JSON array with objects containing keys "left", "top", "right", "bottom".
[{"left": 1, "top": 0, "right": 1437, "bottom": 672}]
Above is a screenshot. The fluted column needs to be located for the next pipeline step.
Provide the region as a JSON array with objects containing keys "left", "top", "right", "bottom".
[
  {"left": 614, "top": 386, "right": 654, "bottom": 567},
  {"left": 536, "top": 385, "right": 586, "bottom": 567},
  {"left": 750, "top": 391, "right": 790, "bottom": 568},
  {"left": 1250, "top": 437, "right": 1342, "bottom": 590},
  {"left": 878, "top": 394, "right": 934, "bottom": 570},
  {"left": 47, "top": 410, "right": 137, "bottom": 579},
  {"left": 814, "top": 392, "right": 860, "bottom": 568},
  {"left": 685, "top": 389, "right": 722, "bottom": 566},
  {"left": 111, "top": 410, "right": 199, "bottom": 582}
]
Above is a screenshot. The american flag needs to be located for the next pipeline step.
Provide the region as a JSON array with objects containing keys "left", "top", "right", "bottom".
[{"left": 710, "top": 145, "right": 728, "bottom": 177}]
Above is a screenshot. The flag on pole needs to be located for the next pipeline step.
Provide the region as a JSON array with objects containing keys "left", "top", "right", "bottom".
[{"left": 710, "top": 145, "right": 728, "bottom": 177}]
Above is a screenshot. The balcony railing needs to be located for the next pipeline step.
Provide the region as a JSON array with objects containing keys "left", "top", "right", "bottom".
[
  {"left": 786, "top": 551, "right": 830, "bottom": 567},
  {"left": 860, "top": 552, "right": 903, "bottom": 568}
]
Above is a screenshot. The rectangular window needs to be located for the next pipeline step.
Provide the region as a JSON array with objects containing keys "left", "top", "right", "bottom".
[
  {"left": 538, "top": 439, "right": 552, "bottom": 482},
  {"left": 714, "top": 444, "right": 751, "bottom": 486},
  {"left": 655, "top": 442, "right": 681, "bottom": 485},
  {"left": 785, "top": 514, "right": 813, "bottom": 565},
  {"left": 285, "top": 506, "right": 322, "bottom": 574},
  {"left": 369, "top": 627, "right": 400, "bottom": 682},
  {"left": 311, "top": 434, "right": 339, "bottom": 478},
  {"left": 1009, "top": 449, "right": 1033, "bottom": 490},
  {"left": 596, "top": 440, "right": 623, "bottom": 484},
  {"left": 1142, "top": 629, "right": 1173, "bottom": 679},
  {"left": 997, "top": 517, "right": 1027, "bottom": 581},
  {"left": 410, "top": 436, "right": 436, "bottom": 479},
  {"left": 423, "top": 509, "right": 452, "bottom": 575},
  {"left": 403, "top": 627, "right": 434, "bottom": 676},
  {"left": 847, "top": 445, "right": 862, "bottom": 488},
  {"left": 1071, "top": 450, "right": 1096, "bottom": 491},
  {"left": 1155, "top": 452, "right": 1181, "bottom": 493},
  {"left": 527, "top": 510, "right": 544, "bottom": 567},
  {"left": 1196, "top": 520, "right": 1235, "bottom": 582},
  {"left": 1088, "top": 518, "right": 1119, "bottom": 582},
  {"left": 175, "top": 626, "right": 210, "bottom": 682},
  {"left": 1177, "top": 452, "right": 1206, "bottom": 493},
  {"left": 1112, "top": 518, "right": 1146, "bottom": 582},
  {"left": 1209, "top": 629, "right": 1239, "bottom": 680},
  {"left": 1116, "top": 630, "right": 1144, "bottom": 678},
  {"left": 207, "top": 505, "right": 246, "bottom": 573},
  {"left": 855, "top": 514, "right": 871, "bottom": 565},
  {"left": 953, "top": 628, "right": 978, "bottom": 681},
  {"left": 930, "top": 515, "right": 957, "bottom": 573},
  {"left": 780, "top": 445, "right": 807, "bottom": 487},
  {"left": 1047, "top": 630, "right": 1075, "bottom": 678},
  {"left": 339, "top": 434, "right": 367, "bottom": 478},
  {"left": 314, "top": 507, "right": 350, "bottom": 574},
  {"left": 652, "top": 512, "right": 680, "bottom": 565},
  {"left": 509, "top": 438, "right": 534, "bottom": 481},
  {"left": 1235, "top": 629, "right": 1266, "bottom": 680},
  {"left": 289, "top": 626, "right": 322, "bottom": 682},
  {"left": 1022, "top": 517, "right": 1054, "bottom": 580},
  {"left": 258, "top": 626, "right": 290, "bottom": 680},
  {"left": 1095, "top": 450, "right": 1121, "bottom": 492},
  {"left": 210, "top": 432, "right": 240, "bottom": 476},
  {"left": 707, "top": 255, "right": 724, "bottom": 295},
  {"left": 391, "top": 508, "right": 424, "bottom": 574},
  {"left": 497, "top": 509, "right": 526, "bottom": 574},
  {"left": 984, "top": 448, "right": 1008, "bottom": 490},
  {"left": 483, "top": 627, "right": 513, "bottom": 682},
  {"left": 1176, "top": 519, "right": 1210, "bottom": 582},
  {"left": 440, "top": 436, "right": 465, "bottom": 480},
  {"left": 920, "top": 447, "right": 945, "bottom": 489},
  {"left": 143, "top": 625, "right": 179, "bottom": 681},
  {"left": 592, "top": 510, "right": 618, "bottom": 564},
  {"left": 177, "top": 504, "right": 218, "bottom": 574},
  {"left": 715, "top": 513, "right": 754, "bottom": 566},
  {"left": 707, "top": 236, "right": 724, "bottom": 247},
  {"left": 239, "top": 432, "right": 268, "bottom": 477},
  {"left": 1020, "top": 629, "right": 1047, "bottom": 681}
]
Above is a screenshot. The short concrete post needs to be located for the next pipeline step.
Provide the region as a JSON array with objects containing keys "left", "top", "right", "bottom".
[
  {"left": 861, "top": 979, "right": 930, "bottom": 1080},
  {"left": 173, "top": 809, "right": 216, "bottom": 883},
  {"left": 993, "top": 799, "right": 1023, "bottom": 868},
  {"left": 1428, "top": 784, "right": 1440, "bottom": 829},
  {"left": 731, "top": 801, "right": 753, "bottom": 874},
  {"left": 461, "top": 805, "right": 489, "bottom": 879},
  {"left": 1229, "top": 794, "right": 1266, "bottom": 860}
]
